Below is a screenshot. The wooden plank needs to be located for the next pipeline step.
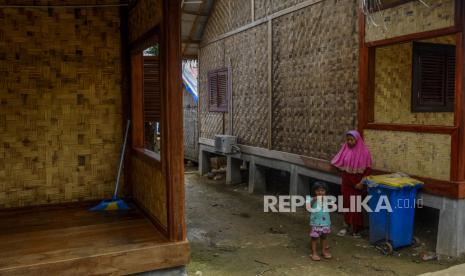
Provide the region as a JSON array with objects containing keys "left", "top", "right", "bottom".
[
  {"left": 459, "top": 180, "right": 465, "bottom": 198},
  {"left": 0, "top": 204, "right": 189, "bottom": 275},
  {"left": 0, "top": 221, "right": 156, "bottom": 257},
  {"left": 199, "top": 138, "right": 336, "bottom": 174},
  {"left": 239, "top": 144, "right": 337, "bottom": 174},
  {"left": 0, "top": 202, "right": 141, "bottom": 235},
  {"left": 161, "top": 0, "right": 186, "bottom": 243},
  {"left": 131, "top": 52, "right": 144, "bottom": 148},
  {"left": 120, "top": 5, "right": 133, "bottom": 199},
  {"left": 358, "top": 8, "right": 368, "bottom": 135},
  {"left": 372, "top": 168, "right": 464, "bottom": 199},
  {"left": 267, "top": 19, "right": 272, "bottom": 149},
  {"left": 251, "top": 0, "right": 255, "bottom": 21},
  {"left": 0, "top": 200, "right": 100, "bottom": 217},
  {"left": 424, "top": 180, "right": 464, "bottom": 199},
  {"left": 199, "top": 138, "right": 464, "bottom": 198},
  {"left": 228, "top": 65, "right": 233, "bottom": 135},
  {"left": 365, "top": 26, "right": 459, "bottom": 48},
  {"left": 365, "top": 123, "right": 458, "bottom": 134},
  {"left": 0, "top": 242, "right": 189, "bottom": 276},
  {"left": 454, "top": 0, "right": 463, "bottom": 30},
  {"left": 456, "top": 1, "right": 465, "bottom": 182},
  {"left": 452, "top": 17, "right": 465, "bottom": 182},
  {"left": 132, "top": 148, "right": 162, "bottom": 168}
]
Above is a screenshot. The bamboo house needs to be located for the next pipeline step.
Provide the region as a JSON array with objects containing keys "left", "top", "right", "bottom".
[
  {"left": 0, "top": 0, "right": 189, "bottom": 274},
  {"left": 197, "top": 0, "right": 465, "bottom": 257}
]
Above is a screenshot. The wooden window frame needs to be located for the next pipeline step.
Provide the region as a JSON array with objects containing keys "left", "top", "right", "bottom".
[
  {"left": 411, "top": 42, "right": 456, "bottom": 113},
  {"left": 126, "top": 0, "right": 186, "bottom": 242},
  {"left": 130, "top": 52, "right": 161, "bottom": 163},
  {"left": 208, "top": 67, "right": 230, "bottom": 113}
]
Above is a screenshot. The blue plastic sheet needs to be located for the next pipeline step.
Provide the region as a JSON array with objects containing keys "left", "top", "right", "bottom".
[{"left": 182, "top": 60, "right": 198, "bottom": 101}]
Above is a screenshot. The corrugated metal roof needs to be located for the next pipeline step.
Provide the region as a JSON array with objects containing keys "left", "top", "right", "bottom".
[{"left": 181, "top": 0, "right": 214, "bottom": 59}]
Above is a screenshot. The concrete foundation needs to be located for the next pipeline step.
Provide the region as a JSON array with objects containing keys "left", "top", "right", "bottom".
[
  {"left": 199, "top": 142, "right": 465, "bottom": 257},
  {"left": 421, "top": 193, "right": 465, "bottom": 257},
  {"left": 199, "top": 149, "right": 211, "bottom": 176},
  {"left": 226, "top": 155, "right": 242, "bottom": 185},
  {"left": 248, "top": 160, "right": 266, "bottom": 194}
]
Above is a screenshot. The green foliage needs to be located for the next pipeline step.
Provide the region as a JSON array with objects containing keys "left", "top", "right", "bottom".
[{"left": 144, "top": 44, "right": 159, "bottom": 56}]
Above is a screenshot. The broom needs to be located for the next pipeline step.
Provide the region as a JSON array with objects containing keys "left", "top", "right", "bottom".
[{"left": 90, "top": 120, "right": 131, "bottom": 211}]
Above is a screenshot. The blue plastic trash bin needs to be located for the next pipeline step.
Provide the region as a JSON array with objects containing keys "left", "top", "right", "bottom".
[{"left": 364, "top": 175, "right": 423, "bottom": 254}]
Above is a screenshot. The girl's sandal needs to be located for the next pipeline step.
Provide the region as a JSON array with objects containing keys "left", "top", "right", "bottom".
[
  {"left": 322, "top": 252, "right": 332, "bottom": 259},
  {"left": 337, "top": 229, "right": 347, "bottom": 236},
  {"left": 311, "top": 254, "right": 321, "bottom": 261}
]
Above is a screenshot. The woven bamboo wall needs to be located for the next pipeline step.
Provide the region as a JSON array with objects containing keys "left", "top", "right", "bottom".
[
  {"left": 365, "top": 0, "right": 455, "bottom": 42},
  {"left": 128, "top": 0, "right": 162, "bottom": 43},
  {"left": 364, "top": 130, "right": 451, "bottom": 181},
  {"left": 0, "top": 5, "right": 122, "bottom": 208},
  {"left": 254, "top": 0, "right": 323, "bottom": 20},
  {"left": 374, "top": 35, "right": 455, "bottom": 126},
  {"left": 254, "top": 0, "right": 270, "bottom": 20},
  {"left": 202, "top": 0, "right": 230, "bottom": 43},
  {"left": 271, "top": 0, "right": 359, "bottom": 160},
  {"left": 202, "top": 0, "right": 252, "bottom": 43},
  {"left": 184, "top": 89, "right": 198, "bottom": 161},
  {"left": 271, "top": 0, "right": 307, "bottom": 13},
  {"left": 225, "top": 24, "right": 269, "bottom": 147},
  {"left": 230, "top": 0, "right": 253, "bottom": 30},
  {"left": 199, "top": 41, "right": 224, "bottom": 139},
  {"left": 131, "top": 156, "right": 167, "bottom": 227}
]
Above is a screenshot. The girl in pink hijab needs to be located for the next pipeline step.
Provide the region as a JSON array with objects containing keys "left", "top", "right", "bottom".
[{"left": 331, "top": 130, "right": 372, "bottom": 237}]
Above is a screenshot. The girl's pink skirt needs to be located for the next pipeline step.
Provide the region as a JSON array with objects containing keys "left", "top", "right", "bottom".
[{"left": 310, "top": 226, "right": 331, "bottom": 238}]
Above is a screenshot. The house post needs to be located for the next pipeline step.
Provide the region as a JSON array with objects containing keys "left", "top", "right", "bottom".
[{"left": 161, "top": 0, "right": 186, "bottom": 242}]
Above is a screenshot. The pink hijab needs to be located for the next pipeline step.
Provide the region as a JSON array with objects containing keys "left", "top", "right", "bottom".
[{"left": 331, "top": 130, "right": 372, "bottom": 174}]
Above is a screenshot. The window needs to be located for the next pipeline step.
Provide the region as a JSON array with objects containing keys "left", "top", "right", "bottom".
[
  {"left": 412, "top": 42, "right": 455, "bottom": 112},
  {"left": 130, "top": 43, "right": 162, "bottom": 159},
  {"left": 143, "top": 45, "right": 161, "bottom": 154},
  {"left": 208, "top": 68, "right": 230, "bottom": 112}
]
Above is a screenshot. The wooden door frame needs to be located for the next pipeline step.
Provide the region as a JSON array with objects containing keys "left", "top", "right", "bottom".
[
  {"left": 126, "top": 0, "right": 185, "bottom": 241},
  {"left": 160, "top": 0, "right": 186, "bottom": 242}
]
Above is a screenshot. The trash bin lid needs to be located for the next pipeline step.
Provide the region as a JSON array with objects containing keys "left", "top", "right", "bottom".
[{"left": 365, "top": 174, "right": 423, "bottom": 188}]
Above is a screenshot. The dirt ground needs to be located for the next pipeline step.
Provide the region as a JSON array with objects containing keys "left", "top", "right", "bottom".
[{"left": 185, "top": 171, "right": 463, "bottom": 276}]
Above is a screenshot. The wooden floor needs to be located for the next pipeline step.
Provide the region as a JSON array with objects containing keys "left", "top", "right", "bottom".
[{"left": 0, "top": 202, "right": 189, "bottom": 275}]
